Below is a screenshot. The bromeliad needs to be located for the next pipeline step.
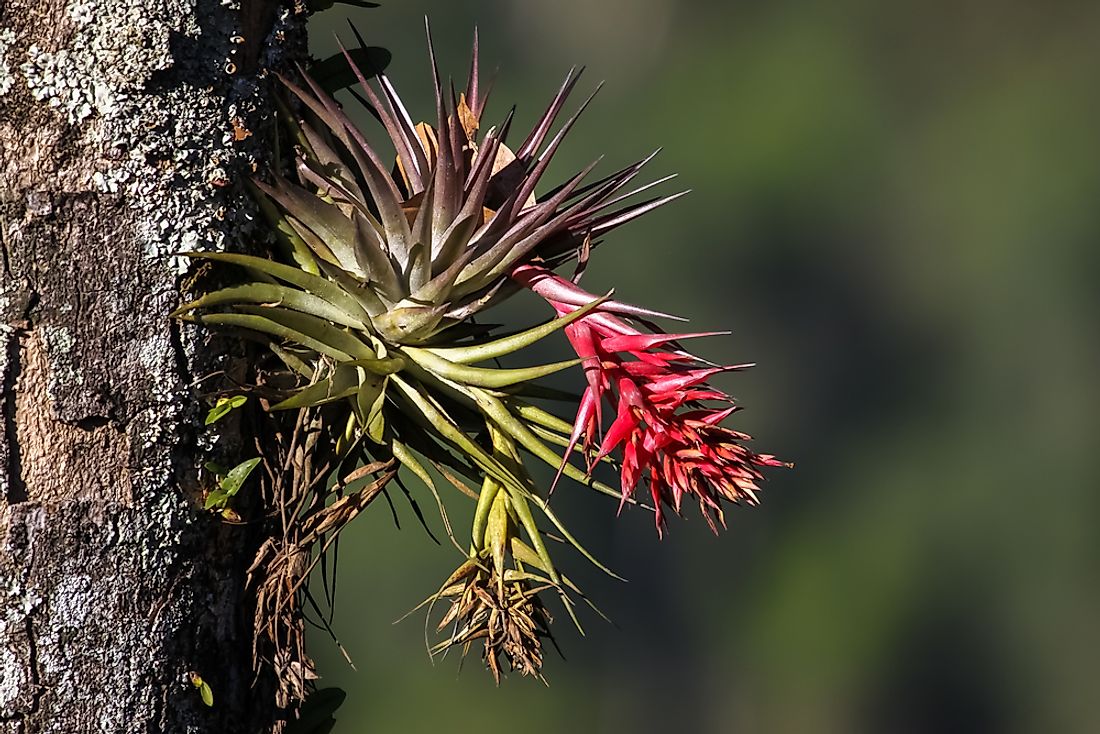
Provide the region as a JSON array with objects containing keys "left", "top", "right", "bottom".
[{"left": 175, "top": 22, "right": 786, "bottom": 683}]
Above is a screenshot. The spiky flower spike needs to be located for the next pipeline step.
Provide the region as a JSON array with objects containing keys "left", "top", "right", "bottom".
[
  {"left": 512, "top": 265, "right": 792, "bottom": 537},
  {"left": 176, "top": 23, "right": 785, "bottom": 683}
]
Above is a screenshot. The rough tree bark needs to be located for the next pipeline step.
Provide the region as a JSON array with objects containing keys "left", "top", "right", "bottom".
[{"left": 0, "top": 1, "right": 303, "bottom": 732}]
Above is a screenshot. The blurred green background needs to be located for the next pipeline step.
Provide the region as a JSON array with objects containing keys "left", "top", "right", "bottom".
[{"left": 306, "top": 2, "right": 1100, "bottom": 732}]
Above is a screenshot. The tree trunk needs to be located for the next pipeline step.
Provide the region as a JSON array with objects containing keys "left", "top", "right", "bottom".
[{"left": 0, "top": 2, "right": 302, "bottom": 732}]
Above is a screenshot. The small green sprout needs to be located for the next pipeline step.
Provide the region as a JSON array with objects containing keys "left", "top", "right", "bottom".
[
  {"left": 188, "top": 671, "right": 214, "bottom": 707},
  {"left": 204, "top": 395, "right": 248, "bottom": 425}
]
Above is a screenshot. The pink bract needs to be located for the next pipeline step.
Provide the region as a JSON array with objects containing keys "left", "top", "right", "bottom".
[{"left": 513, "top": 264, "right": 789, "bottom": 536}]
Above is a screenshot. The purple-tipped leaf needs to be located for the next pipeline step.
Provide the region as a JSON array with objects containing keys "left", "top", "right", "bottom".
[
  {"left": 338, "top": 32, "right": 427, "bottom": 192},
  {"left": 586, "top": 191, "right": 690, "bottom": 237},
  {"left": 516, "top": 67, "right": 584, "bottom": 161},
  {"left": 254, "top": 176, "right": 358, "bottom": 271},
  {"left": 513, "top": 83, "right": 603, "bottom": 212},
  {"left": 465, "top": 27, "right": 482, "bottom": 117}
]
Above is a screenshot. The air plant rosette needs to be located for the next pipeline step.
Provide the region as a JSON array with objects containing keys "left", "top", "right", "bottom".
[{"left": 176, "top": 23, "right": 788, "bottom": 686}]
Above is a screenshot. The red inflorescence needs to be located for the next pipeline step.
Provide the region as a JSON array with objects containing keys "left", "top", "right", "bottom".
[{"left": 513, "top": 264, "right": 788, "bottom": 536}]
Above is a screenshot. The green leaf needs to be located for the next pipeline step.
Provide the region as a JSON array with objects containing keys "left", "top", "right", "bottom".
[
  {"left": 178, "top": 284, "right": 368, "bottom": 332},
  {"left": 405, "top": 240, "right": 431, "bottom": 295},
  {"left": 270, "top": 367, "right": 360, "bottom": 411},
  {"left": 509, "top": 537, "right": 551, "bottom": 574},
  {"left": 247, "top": 179, "right": 320, "bottom": 275},
  {"left": 471, "top": 474, "right": 501, "bottom": 551},
  {"left": 511, "top": 402, "right": 577, "bottom": 436},
  {"left": 392, "top": 439, "right": 435, "bottom": 491},
  {"left": 425, "top": 293, "right": 611, "bottom": 364},
  {"left": 355, "top": 375, "right": 388, "bottom": 443},
  {"left": 345, "top": 355, "right": 406, "bottom": 375},
  {"left": 177, "top": 252, "right": 372, "bottom": 326},
  {"left": 204, "top": 395, "right": 247, "bottom": 426},
  {"left": 475, "top": 391, "right": 628, "bottom": 504},
  {"left": 498, "top": 382, "right": 584, "bottom": 402},
  {"left": 203, "top": 489, "right": 229, "bottom": 510},
  {"left": 486, "top": 490, "right": 510, "bottom": 576},
  {"left": 318, "top": 253, "right": 392, "bottom": 317},
  {"left": 430, "top": 215, "right": 480, "bottom": 281},
  {"left": 470, "top": 388, "right": 625, "bottom": 579},
  {"left": 219, "top": 457, "right": 261, "bottom": 498},
  {"left": 389, "top": 375, "right": 532, "bottom": 502},
  {"left": 203, "top": 461, "right": 226, "bottom": 477},
  {"left": 189, "top": 672, "right": 214, "bottom": 707},
  {"left": 180, "top": 311, "right": 354, "bottom": 362},
  {"left": 268, "top": 343, "right": 316, "bottom": 379},
  {"left": 372, "top": 304, "right": 448, "bottom": 345},
  {"left": 253, "top": 177, "right": 360, "bottom": 273},
  {"left": 402, "top": 347, "right": 581, "bottom": 389},
  {"left": 410, "top": 215, "right": 480, "bottom": 304},
  {"left": 497, "top": 473, "right": 560, "bottom": 584},
  {"left": 284, "top": 214, "right": 343, "bottom": 270},
  {"left": 296, "top": 124, "right": 366, "bottom": 206},
  {"left": 197, "top": 303, "right": 375, "bottom": 363},
  {"left": 219, "top": 507, "right": 243, "bottom": 523},
  {"left": 238, "top": 305, "right": 376, "bottom": 361},
  {"left": 350, "top": 214, "right": 402, "bottom": 302}
]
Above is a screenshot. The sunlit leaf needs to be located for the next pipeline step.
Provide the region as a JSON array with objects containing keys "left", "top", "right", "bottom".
[
  {"left": 178, "top": 283, "right": 368, "bottom": 331},
  {"left": 424, "top": 294, "right": 609, "bottom": 364},
  {"left": 219, "top": 457, "right": 261, "bottom": 497},
  {"left": 204, "top": 395, "right": 247, "bottom": 426},
  {"left": 203, "top": 489, "right": 229, "bottom": 510},
  {"left": 271, "top": 367, "right": 360, "bottom": 411},
  {"left": 177, "top": 252, "right": 371, "bottom": 326},
  {"left": 199, "top": 681, "right": 213, "bottom": 707},
  {"left": 402, "top": 346, "right": 581, "bottom": 389},
  {"left": 188, "top": 672, "right": 214, "bottom": 707},
  {"left": 355, "top": 375, "right": 388, "bottom": 443},
  {"left": 392, "top": 440, "right": 435, "bottom": 491}
]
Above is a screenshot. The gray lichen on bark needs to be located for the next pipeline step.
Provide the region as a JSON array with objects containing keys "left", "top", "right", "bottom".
[{"left": 0, "top": 0, "right": 304, "bottom": 732}]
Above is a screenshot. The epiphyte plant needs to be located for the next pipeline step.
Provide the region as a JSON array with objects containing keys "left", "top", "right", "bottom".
[{"left": 175, "top": 21, "right": 787, "bottom": 685}]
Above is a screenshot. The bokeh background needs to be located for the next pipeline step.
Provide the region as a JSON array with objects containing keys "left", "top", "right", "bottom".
[{"left": 307, "top": 2, "right": 1100, "bottom": 732}]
